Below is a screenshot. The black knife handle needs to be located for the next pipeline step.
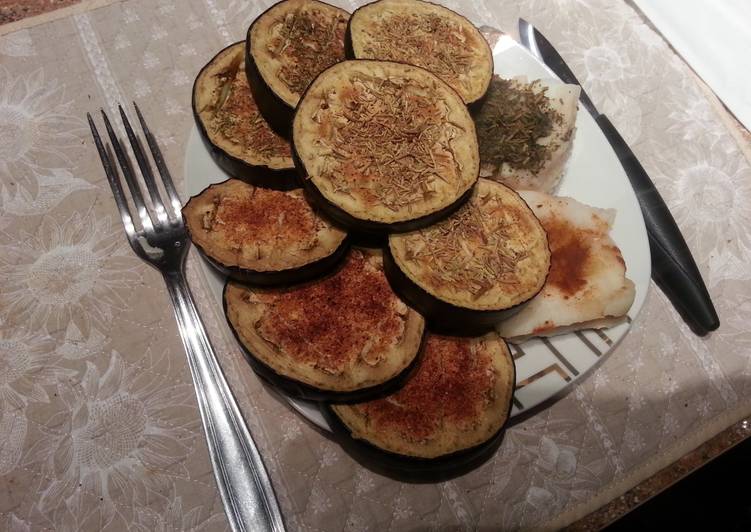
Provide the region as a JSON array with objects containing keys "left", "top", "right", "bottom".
[{"left": 594, "top": 114, "right": 720, "bottom": 335}]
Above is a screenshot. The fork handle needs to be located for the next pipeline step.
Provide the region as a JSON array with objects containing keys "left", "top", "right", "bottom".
[{"left": 162, "top": 271, "right": 286, "bottom": 532}]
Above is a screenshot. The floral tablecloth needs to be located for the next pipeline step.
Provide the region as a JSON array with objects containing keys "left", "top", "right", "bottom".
[{"left": 1, "top": 0, "right": 749, "bottom": 530}]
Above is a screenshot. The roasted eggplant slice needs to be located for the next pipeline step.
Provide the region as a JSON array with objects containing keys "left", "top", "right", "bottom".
[
  {"left": 246, "top": 0, "right": 349, "bottom": 136},
  {"left": 327, "top": 332, "right": 515, "bottom": 471},
  {"left": 386, "top": 178, "right": 550, "bottom": 335},
  {"left": 223, "top": 249, "right": 425, "bottom": 401},
  {"left": 293, "top": 59, "right": 479, "bottom": 234},
  {"left": 183, "top": 179, "right": 348, "bottom": 285},
  {"left": 193, "top": 42, "right": 297, "bottom": 189},
  {"left": 346, "top": 0, "right": 493, "bottom": 106}
]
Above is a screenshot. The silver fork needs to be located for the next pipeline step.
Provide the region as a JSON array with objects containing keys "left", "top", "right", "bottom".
[{"left": 87, "top": 104, "right": 285, "bottom": 532}]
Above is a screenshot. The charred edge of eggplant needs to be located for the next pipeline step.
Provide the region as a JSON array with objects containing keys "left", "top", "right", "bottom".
[
  {"left": 347, "top": 230, "right": 388, "bottom": 249},
  {"left": 343, "top": 15, "right": 356, "bottom": 59},
  {"left": 245, "top": 22, "right": 295, "bottom": 139},
  {"left": 383, "top": 246, "right": 543, "bottom": 336},
  {"left": 293, "top": 146, "right": 475, "bottom": 234},
  {"left": 467, "top": 87, "right": 489, "bottom": 115},
  {"left": 222, "top": 281, "right": 427, "bottom": 402},
  {"left": 191, "top": 42, "right": 298, "bottom": 190},
  {"left": 318, "top": 351, "right": 515, "bottom": 481},
  {"left": 343, "top": 0, "right": 494, "bottom": 106}
]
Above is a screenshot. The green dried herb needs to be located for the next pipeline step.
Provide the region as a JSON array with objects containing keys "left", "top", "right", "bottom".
[
  {"left": 273, "top": 8, "right": 347, "bottom": 96},
  {"left": 475, "top": 76, "right": 562, "bottom": 173}
]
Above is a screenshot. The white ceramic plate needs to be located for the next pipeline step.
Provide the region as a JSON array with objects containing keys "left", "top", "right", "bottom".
[{"left": 183, "top": 35, "right": 651, "bottom": 430}]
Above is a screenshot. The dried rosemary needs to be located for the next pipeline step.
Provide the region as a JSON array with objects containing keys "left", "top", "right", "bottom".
[
  {"left": 271, "top": 8, "right": 347, "bottom": 96},
  {"left": 362, "top": 13, "right": 475, "bottom": 94},
  {"left": 211, "top": 63, "right": 291, "bottom": 159},
  {"left": 315, "top": 74, "right": 464, "bottom": 210},
  {"left": 475, "top": 76, "right": 563, "bottom": 173},
  {"left": 401, "top": 190, "right": 530, "bottom": 299}
]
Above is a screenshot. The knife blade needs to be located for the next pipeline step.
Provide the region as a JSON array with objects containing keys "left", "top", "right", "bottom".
[{"left": 518, "top": 18, "right": 719, "bottom": 336}]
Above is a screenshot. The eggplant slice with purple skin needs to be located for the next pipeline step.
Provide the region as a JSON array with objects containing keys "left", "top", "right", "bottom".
[
  {"left": 386, "top": 178, "right": 551, "bottom": 335},
  {"left": 222, "top": 249, "right": 426, "bottom": 401},
  {"left": 346, "top": 0, "right": 493, "bottom": 108},
  {"left": 323, "top": 332, "right": 515, "bottom": 479},
  {"left": 192, "top": 41, "right": 298, "bottom": 190},
  {"left": 182, "top": 179, "right": 349, "bottom": 286},
  {"left": 245, "top": 0, "right": 350, "bottom": 137},
  {"left": 293, "top": 59, "right": 479, "bottom": 235}
]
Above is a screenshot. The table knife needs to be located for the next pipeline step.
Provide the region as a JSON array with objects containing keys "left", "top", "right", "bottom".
[{"left": 518, "top": 18, "right": 719, "bottom": 336}]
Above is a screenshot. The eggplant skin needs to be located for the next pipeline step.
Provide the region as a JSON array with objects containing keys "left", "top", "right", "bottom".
[
  {"left": 222, "top": 281, "right": 426, "bottom": 402},
  {"left": 244, "top": 36, "right": 295, "bottom": 139},
  {"left": 383, "top": 246, "right": 539, "bottom": 335},
  {"left": 193, "top": 42, "right": 298, "bottom": 189}
]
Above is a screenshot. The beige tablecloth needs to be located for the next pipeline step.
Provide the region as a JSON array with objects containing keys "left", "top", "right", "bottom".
[{"left": 1, "top": 0, "right": 750, "bottom": 530}]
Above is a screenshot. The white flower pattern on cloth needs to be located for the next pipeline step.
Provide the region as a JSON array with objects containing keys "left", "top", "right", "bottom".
[
  {"left": 649, "top": 137, "right": 751, "bottom": 258},
  {"left": 0, "top": 211, "right": 141, "bottom": 335},
  {"left": 130, "top": 494, "right": 229, "bottom": 532},
  {"left": 0, "top": 29, "right": 35, "bottom": 57},
  {"left": 57, "top": 322, "right": 108, "bottom": 361},
  {"left": 25, "top": 351, "right": 198, "bottom": 514},
  {"left": 0, "top": 325, "right": 73, "bottom": 409},
  {"left": 0, "top": 323, "right": 76, "bottom": 475},
  {"left": 0, "top": 67, "right": 84, "bottom": 193},
  {"left": 1, "top": 168, "right": 95, "bottom": 217}
]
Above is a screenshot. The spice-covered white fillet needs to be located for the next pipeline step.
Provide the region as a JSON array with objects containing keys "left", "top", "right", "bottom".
[{"left": 496, "top": 190, "right": 635, "bottom": 342}]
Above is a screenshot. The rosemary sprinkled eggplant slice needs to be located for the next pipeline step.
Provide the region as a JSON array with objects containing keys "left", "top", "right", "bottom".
[
  {"left": 347, "top": 0, "right": 493, "bottom": 106},
  {"left": 246, "top": 0, "right": 350, "bottom": 136},
  {"left": 193, "top": 42, "right": 298, "bottom": 190},
  {"left": 326, "top": 332, "right": 515, "bottom": 473},
  {"left": 386, "top": 178, "right": 550, "bottom": 335},
  {"left": 293, "top": 59, "right": 479, "bottom": 234},
  {"left": 223, "top": 249, "right": 425, "bottom": 401},
  {"left": 183, "top": 179, "right": 348, "bottom": 285}
]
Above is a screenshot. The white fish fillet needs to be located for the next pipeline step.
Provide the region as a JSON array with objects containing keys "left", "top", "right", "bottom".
[
  {"left": 481, "top": 77, "right": 580, "bottom": 193},
  {"left": 496, "top": 190, "right": 635, "bottom": 343}
]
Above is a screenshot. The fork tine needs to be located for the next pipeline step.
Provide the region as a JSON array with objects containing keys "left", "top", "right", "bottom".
[
  {"left": 133, "top": 102, "right": 183, "bottom": 220},
  {"left": 87, "top": 113, "right": 145, "bottom": 257},
  {"left": 118, "top": 104, "right": 169, "bottom": 226},
  {"left": 100, "top": 108, "right": 156, "bottom": 234}
]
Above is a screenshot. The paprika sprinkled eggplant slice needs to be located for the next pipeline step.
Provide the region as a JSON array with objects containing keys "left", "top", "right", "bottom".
[
  {"left": 223, "top": 249, "right": 425, "bottom": 401},
  {"left": 326, "top": 332, "right": 515, "bottom": 472},
  {"left": 182, "top": 179, "right": 348, "bottom": 285}
]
